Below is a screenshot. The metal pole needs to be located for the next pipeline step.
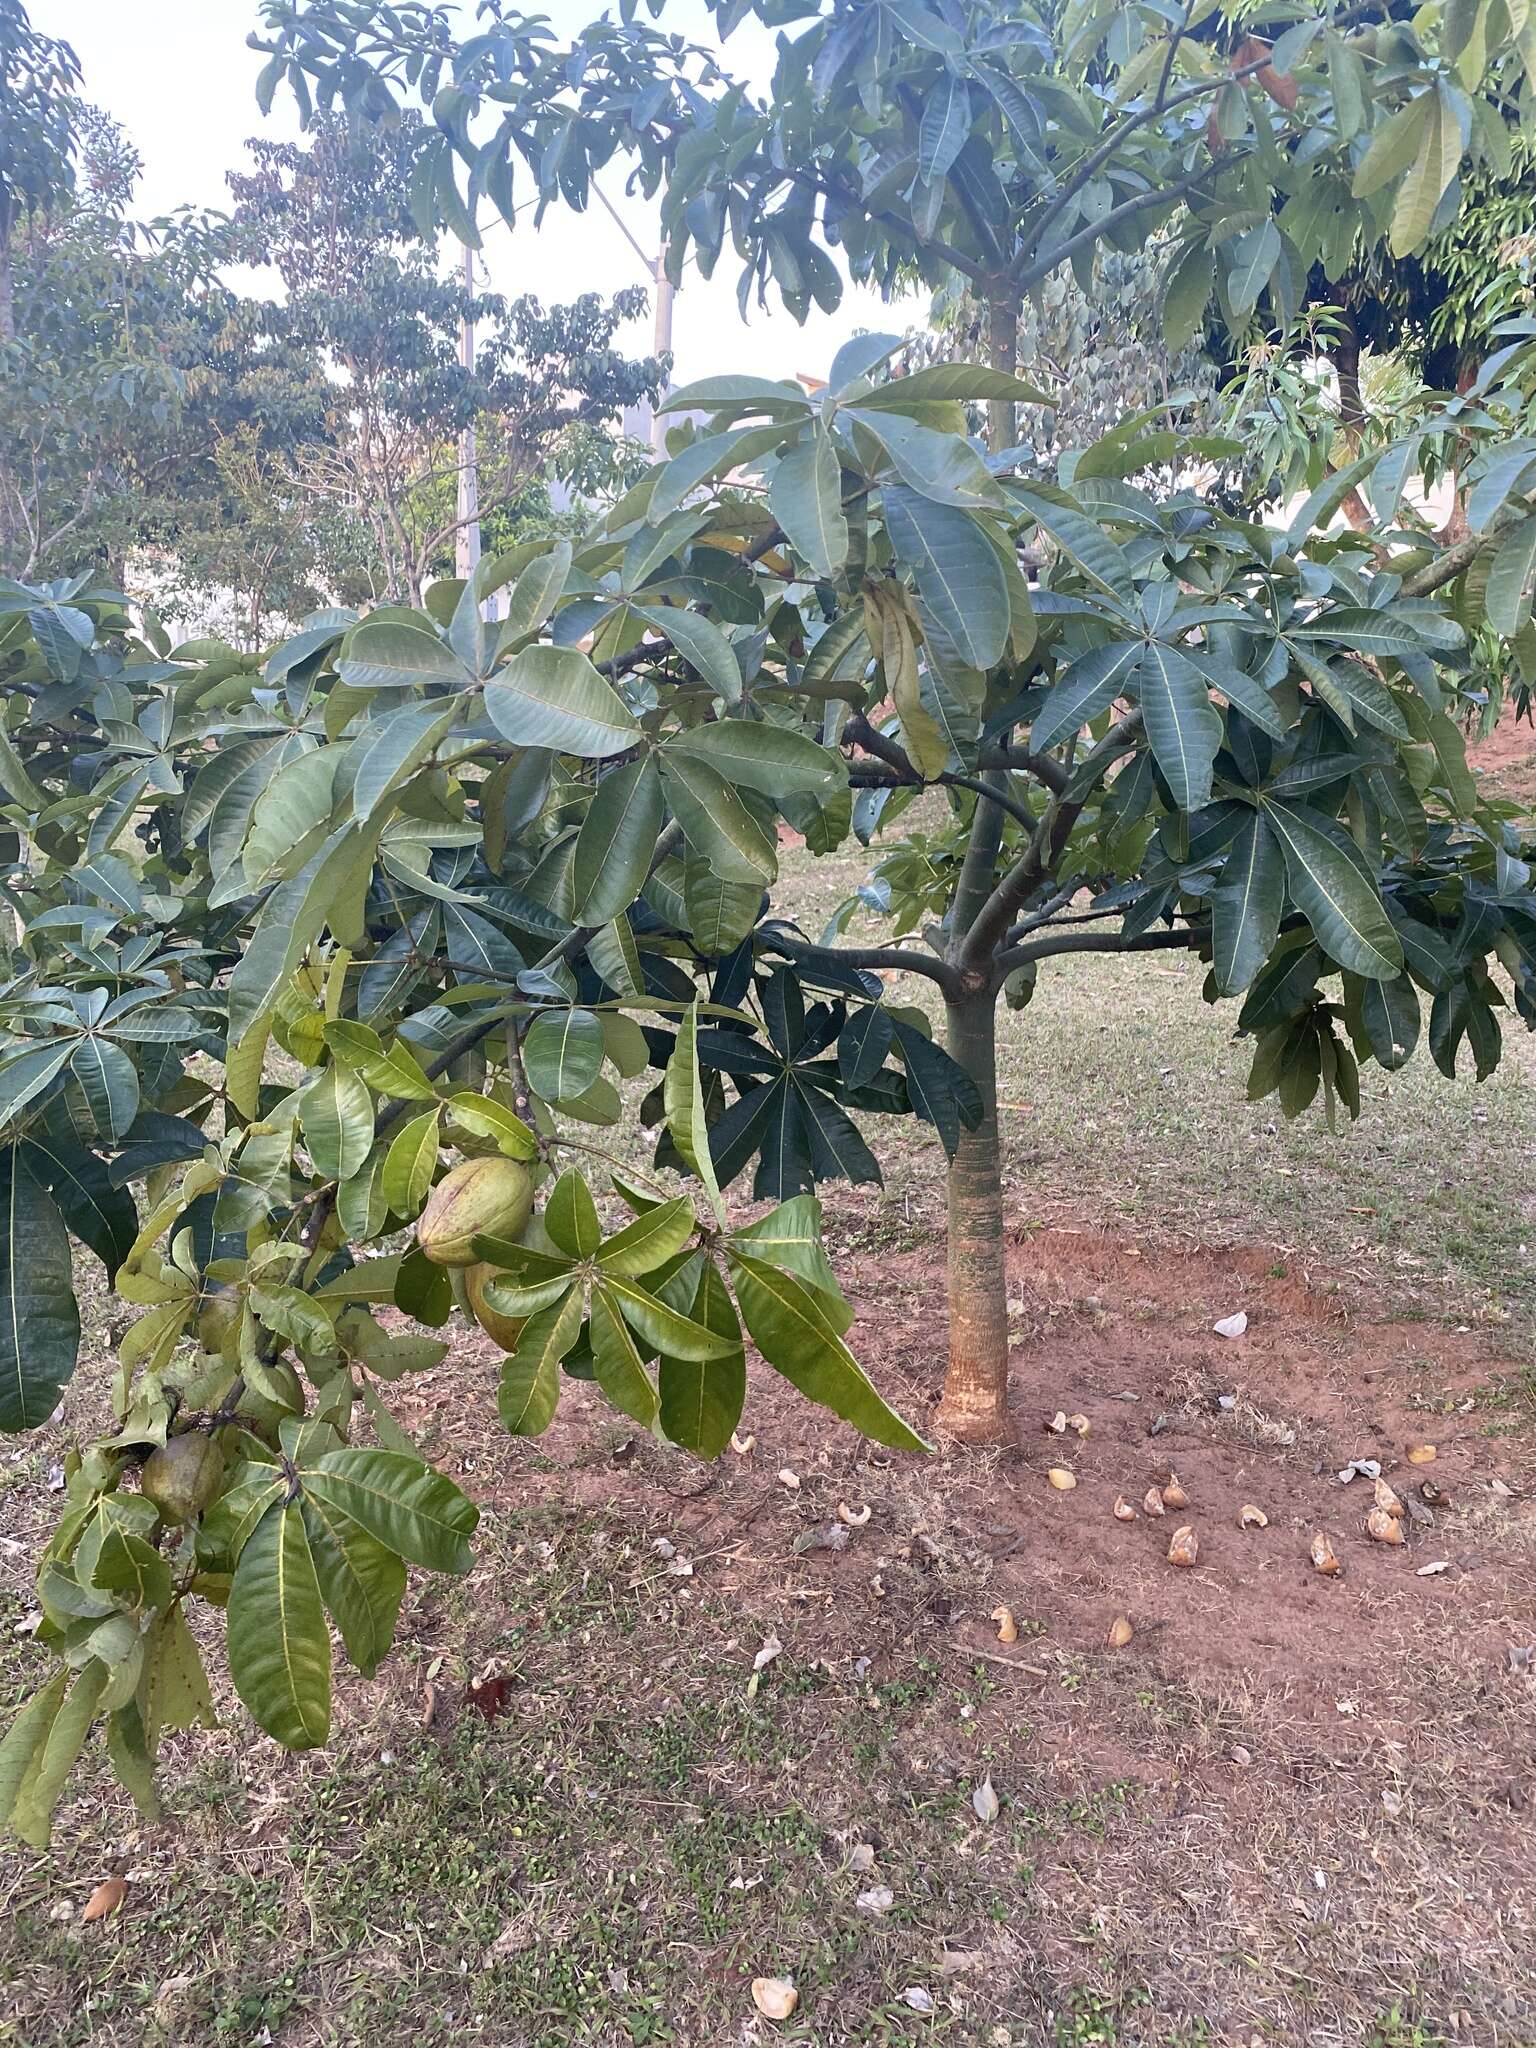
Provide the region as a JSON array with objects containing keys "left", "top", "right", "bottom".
[
  {"left": 651, "top": 246, "right": 674, "bottom": 457},
  {"left": 456, "top": 240, "right": 483, "bottom": 588}
]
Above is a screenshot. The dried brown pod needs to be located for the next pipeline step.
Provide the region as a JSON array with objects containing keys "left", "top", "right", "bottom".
[
  {"left": 1367, "top": 1507, "right": 1406, "bottom": 1545},
  {"left": 1046, "top": 1467, "right": 1078, "bottom": 1492},
  {"left": 1112, "top": 1495, "right": 1137, "bottom": 1522},
  {"left": 1238, "top": 1504, "right": 1268, "bottom": 1530},
  {"left": 1373, "top": 1478, "right": 1406, "bottom": 1520},
  {"left": 1107, "top": 1615, "right": 1134, "bottom": 1648},
  {"left": 1310, "top": 1531, "right": 1341, "bottom": 1575},
  {"left": 1143, "top": 1485, "right": 1166, "bottom": 1517},
  {"left": 1167, "top": 1525, "right": 1199, "bottom": 1567},
  {"left": 1162, "top": 1475, "right": 1190, "bottom": 1510}
]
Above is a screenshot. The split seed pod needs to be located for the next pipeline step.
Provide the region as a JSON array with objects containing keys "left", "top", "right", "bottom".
[
  {"left": 1107, "top": 1615, "right": 1134, "bottom": 1648},
  {"left": 1167, "top": 1525, "right": 1199, "bottom": 1567},
  {"left": 1112, "top": 1495, "right": 1137, "bottom": 1522},
  {"left": 1066, "top": 1413, "right": 1091, "bottom": 1438},
  {"left": 1310, "top": 1530, "right": 1341, "bottom": 1575},
  {"left": 1143, "top": 1485, "right": 1166, "bottom": 1517},
  {"left": 751, "top": 1978, "right": 798, "bottom": 2022},
  {"left": 991, "top": 1605, "right": 1019, "bottom": 1644},
  {"left": 1047, "top": 1467, "right": 1077, "bottom": 1491},
  {"left": 837, "top": 1501, "right": 871, "bottom": 1528},
  {"left": 1367, "top": 1507, "right": 1406, "bottom": 1545},
  {"left": 1162, "top": 1475, "right": 1190, "bottom": 1510},
  {"left": 1373, "top": 1478, "right": 1405, "bottom": 1520},
  {"left": 1238, "top": 1504, "right": 1268, "bottom": 1530}
]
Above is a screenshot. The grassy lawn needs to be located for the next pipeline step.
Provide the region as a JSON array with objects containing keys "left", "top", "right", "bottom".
[{"left": 2, "top": 819, "right": 1535, "bottom": 2048}]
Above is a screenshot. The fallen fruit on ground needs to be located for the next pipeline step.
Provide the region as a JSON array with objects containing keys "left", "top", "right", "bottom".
[
  {"left": 1112, "top": 1495, "right": 1137, "bottom": 1522},
  {"left": 1367, "top": 1507, "right": 1406, "bottom": 1545},
  {"left": 1107, "top": 1614, "right": 1134, "bottom": 1648},
  {"left": 1311, "top": 1531, "right": 1342, "bottom": 1574},
  {"left": 1047, "top": 1467, "right": 1077, "bottom": 1491},
  {"left": 1167, "top": 1525, "right": 1199, "bottom": 1567},
  {"left": 1144, "top": 1485, "right": 1166, "bottom": 1516},
  {"left": 751, "top": 1977, "right": 798, "bottom": 2021},
  {"left": 81, "top": 1877, "right": 126, "bottom": 1923},
  {"left": 1239, "top": 1504, "right": 1269, "bottom": 1529}
]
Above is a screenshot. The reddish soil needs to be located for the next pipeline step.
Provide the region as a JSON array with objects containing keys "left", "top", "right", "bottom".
[{"left": 1472, "top": 710, "right": 1536, "bottom": 805}]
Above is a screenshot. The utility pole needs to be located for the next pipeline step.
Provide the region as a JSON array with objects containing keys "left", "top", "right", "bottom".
[
  {"left": 455, "top": 240, "right": 483, "bottom": 591},
  {"left": 651, "top": 248, "right": 674, "bottom": 457}
]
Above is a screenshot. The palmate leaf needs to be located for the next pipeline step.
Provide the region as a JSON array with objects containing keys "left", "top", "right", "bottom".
[
  {"left": 663, "top": 1002, "right": 727, "bottom": 1225},
  {"left": 587, "top": 1284, "right": 659, "bottom": 1425},
  {"left": 1210, "top": 811, "right": 1285, "bottom": 996},
  {"left": 300, "top": 1493, "right": 405, "bottom": 1679},
  {"left": 484, "top": 644, "right": 640, "bottom": 758},
  {"left": 522, "top": 1009, "right": 605, "bottom": 1104},
  {"left": 17, "top": 1133, "right": 136, "bottom": 1276},
  {"left": 569, "top": 759, "right": 665, "bottom": 928},
  {"left": 657, "top": 1256, "right": 746, "bottom": 1458},
  {"left": 882, "top": 487, "right": 1010, "bottom": 671},
  {"left": 1135, "top": 642, "right": 1223, "bottom": 813},
  {"left": 770, "top": 428, "right": 849, "bottom": 580},
  {"left": 1262, "top": 799, "right": 1403, "bottom": 981},
  {"left": 498, "top": 1287, "right": 584, "bottom": 1437}
]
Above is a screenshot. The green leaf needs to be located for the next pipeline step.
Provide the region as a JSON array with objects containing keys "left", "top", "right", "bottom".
[
  {"left": 1136, "top": 642, "right": 1223, "bottom": 812},
  {"left": 2, "top": 1661, "right": 106, "bottom": 1848},
  {"left": 664, "top": 721, "right": 840, "bottom": 800},
  {"left": 587, "top": 1284, "right": 660, "bottom": 1425},
  {"left": 1224, "top": 218, "right": 1279, "bottom": 318},
  {"left": 17, "top": 1134, "right": 135, "bottom": 1276},
  {"left": 1388, "top": 84, "right": 1465, "bottom": 257},
  {"left": 249, "top": 1281, "right": 337, "bottom": 1359},
  {"left": 650, "top": 425, "right": 791, "bottom": 524},
  {"left": 658, "top": 374, "right": 813, "bottom": 419},
  {"left": 484, "top": 645, "right": 640, "bottom": 758},
  {"left": 596, "top": 1197, "right": 697, "bottom": 1277},
  {"left": 658, "top": 1258, "right": 745, "bottom": 1458},
  {"left": 350, "top": 701, "right": 462, "bottom": 822},
  {"left": 882, "top": 488, "right": 1009, "bottom": 671},
  {"left": 845, "top": 407, "right": 1001, "bottom": 509},
  {"left": 337, "top": 621, "right": 472, "bottom": 691},
  {"left": 918, "top": 66, "right": 970, "bottom": 182},
  {"left": 226, "top": 1502, "right": 332, "bottom": 1750},
  {"left": 601, "top": 1270, "right": 737, "bottom": 1361},
  {"left": 303, "top": 1065, "right": 375, "bottom": 1184},
  {"left": 381, "top": 1108, "right": 441, "bottom": 1220},
  {"left": 1210, "top": 812, "right": 1285, "bottom": 995},
  {"left": 1013, "top": 487, "right": 1134, "bottom": 602},
  {"left": 300, "top": 1495, "right": 405, "bottom": 1679},
  {"left": 498, "top": 540, "right": 573, "bottom": 646},
  {"left": 0, "top": 1039, "right": 73, "bottom": 1127},
  {"left": 659, "top": 753, "right": 778, "bottom": 884},
  {"left": 522, "top": 1009, "right": 605, "bottom": 1104},
  {"left": 632, "top": 603, "right": 744, "bottom": 703},
  {"left": 1262, "top": 799, "right": 1404, "bottom": 981},
  {"left": 1360, "top": 972, "right": 1421, "bottom": 1070},
  {"left": 569, "top": 760, "right": 665, "bottom": 928},
  {"left": 542, "top": 1167, "right": 602, "bottom": 1258},
  {"left": 729, "top": 1196, "right": 852, "bottom": 1331},
  {"left": 1161, "top": 238, "right": 1213, "bottom": 352},
  {"left": 0, "top": 1148, "right": 80, "bottom": 1433},
  {"left": 66, "top": 1037, "right": 139, "bottom": 1145},
  {"left": 664, "top": 1002, "right": 726, "bottom": 1226},
  {"left": 303, "top": 1447, "right": 478, "bottom": 1574},
  {"left": 770, "top": 429, "right": 849, "bottom": 580},
  {"left": 681, "top": 862, "right": 762, "bottom": 955},
  {"left": 726, "top": 1251, "right": 927, "bottom": 1452},
  {"left": 1484, "top": 518, "right": 1536, "bottom": 636},
  {"left": 1030, "top": 641, "right": 1140, "bottom": 753},
  {"left": 1352, "top": 93, "right": 1433, "bottom": 199},
  {"left": 443, "top": 1092, "right": 538, "bottom": 1161},
  {"left": 327, "top": 1020, "right": 437, "bottom": 1101},
  {"left": 497, "top": 1287, "right": 583, "bottom": 1437}
]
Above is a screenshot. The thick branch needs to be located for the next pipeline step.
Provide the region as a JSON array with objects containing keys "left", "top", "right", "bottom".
[
  {"left": 758, "top": 928, "right": 962, "bottom": 998},
  {"left": 992, "top": 923, "right": 1205, "bottom": 980}
]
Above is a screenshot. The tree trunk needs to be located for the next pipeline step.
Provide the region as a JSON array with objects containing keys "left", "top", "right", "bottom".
[
  {"left": 935, "top": 988, "right": 1014, "bottom": 1442},
  {"left": 986, "top": 289, "right": 1019, "bottom": 453}
]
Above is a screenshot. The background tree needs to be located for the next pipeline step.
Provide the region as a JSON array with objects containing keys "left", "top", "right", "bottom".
[
  {"left": 0, "top": 0, "right": 82, "bottom": 343},
  {"left": 255, "top": 0, "right": 1536, "bottom": 1438},
  {"left": 226, "top": 117, "right": 664, "bottom": 607}
]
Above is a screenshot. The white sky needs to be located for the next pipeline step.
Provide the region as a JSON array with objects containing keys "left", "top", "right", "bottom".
[{"left": 36, "top": 0, "right": 906, "bottom": 385}]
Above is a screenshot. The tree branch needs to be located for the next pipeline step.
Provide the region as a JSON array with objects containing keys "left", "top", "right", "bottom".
[
  {"left": 757, "top": 927, "right": 962, "bottom": 997},
  {"left": 992, "top": 923, "right": 1205, "bottom": 980}
]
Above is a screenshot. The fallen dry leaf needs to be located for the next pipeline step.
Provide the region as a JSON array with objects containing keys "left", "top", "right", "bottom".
[
  {"left": 1112, "top": 1495, "right": 1137, "bottom": 1522},
  {"left": 1491, "top": 1477, "right": 1515, "bottom": 1500},
  {"left": 1046, "top": 1467, "right": 1077, "bottom": 1492},
  {"left": 1162, "top": 1475, "right": 1190, "bottom": 1510},
  {"left": 971, "top": 1776, "right": 1000, "bottom": 1822},
  {"left": 1143, "top": 1485, "right": 1166, "bottom": 1517},
  {"left": 1167, "top": 1525, "right": 1199, "bottom": 1567},
  {"left": 81, "top": 1877, "right": 126, "bottom": 1924},
  {"left": 1107, "top": 1614, "right": 1134, "bottom": 1648},
  {"left": 1407, "top": 1443, "right": 1437, "bottom": 1466},
  {"left": 1373, "top": 1478, "right": 1406, "bottom": 1520},
  {"left": 752, "top": 1634, "right": 784, "bottom": 1673},
  {"left": 848, "top": 1843, "right": 876, "bottom": 1874},
  {"left": 1310, "top": 1531, "right": 1341, "bottom": 1575},
  {"left": 901, "top": 1986, "right": 936, "bottom": 2014},
  {"left": 1416, "top": 1560, "right": 1451, "bottom": 1577},
  {"left": 1367, "top": 1507, "right": 1406, "bottom": 1545},
  {"left": 1213, "top": 1310, "right": 1248, "bottom": 1339},
  {"left": 751, "top": 1977, "right": 798, "bottom": 2021},
  {"left": 855, "top": 1885, "right": 895, "bottom": 1917},
  {"left": 836, "top": 1501, "right": 871, "bottom": 1528},
  {"left": 1239, "top": 1504, "right": 1268, "bottom": 1530},
  {"left": 991, "top": 1604, "right": 1019, "bottom": 1644}
]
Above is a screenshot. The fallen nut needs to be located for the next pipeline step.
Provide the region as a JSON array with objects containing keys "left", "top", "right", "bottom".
[
  {"left": 1066, "top": 1413, "right": 1091, "bottom": 1438},
  {"left": 1162, "top": 1475, "right": 1190, "bottom": 1510},
  {"left": 1367, "top": 1507, "right": 1406, "bottom": 1545},
  {"left": 1238, "top": 1503, "right": 1268, "bottom": 1530},
  {"left": 991, "top": 1604, "right": 1019, "bottom": 1644},
  {"left": 1143, "top": 1485, "right": 1166, "bottom": 1517},
  {"left": 1167, "top": 1525, "right": 1199, "bottom": 1567},
  {"left": 837, "top": 1501, "right": 871, "bottom": 1528},
  {"left": 1107, "top": 1614, "right": 1134, "bottom": 1648},
  {"left": 751, "top": 1977, "right": 798, "bottom": 2022},
  {"left": 1046, "top": 1467, "right": 1077, "bottom": 1491},
  {"left": 1112, "top": 1495, "right": 1137, "bottom": 1522},
  {"left": 1310, "top": 1531, "right": 1341, "bottom": 1575},
  {"left": 1406, "top": 1443, "right": 1437, "bottom": 1465},
  {"left": 1373, "top": 1478, "right": 1405, "bottom": 1520}
]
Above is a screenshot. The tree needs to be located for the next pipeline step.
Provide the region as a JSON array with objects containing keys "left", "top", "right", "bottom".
[
  {"left": 225, "top": 117, "right": 665, "bottom": 606},
  {"left": 253, "top": 0, "right": 1536, "bottom": 1435},
  {"left": 0, "top": 0, "right": 82, "bottom": 342}
]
